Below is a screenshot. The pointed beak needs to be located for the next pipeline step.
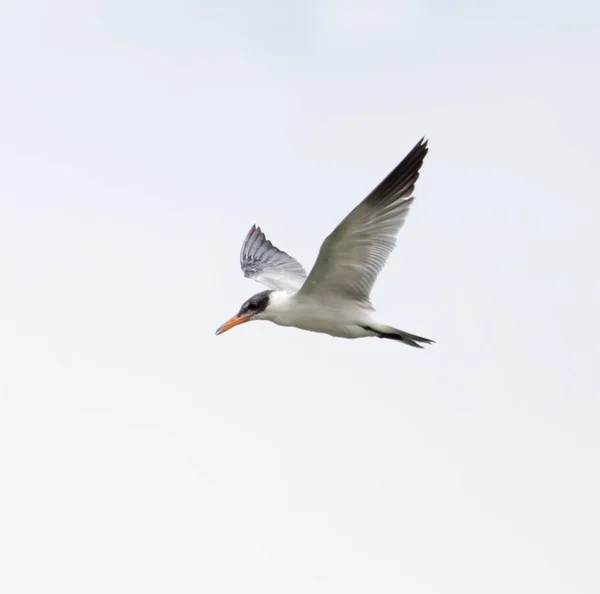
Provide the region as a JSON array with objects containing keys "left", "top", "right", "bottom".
[{"left": 215, "top": 312, "right": 253, "bottom": 336}]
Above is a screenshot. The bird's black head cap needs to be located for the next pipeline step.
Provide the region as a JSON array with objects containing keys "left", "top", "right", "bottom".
[{"left": 238, "top": 290, "right": 272, "bottom": 317}]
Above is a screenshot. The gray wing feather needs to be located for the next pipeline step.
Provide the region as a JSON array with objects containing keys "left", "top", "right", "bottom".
[
  {"left": 240, "top": 225, "right": 307, "bottom": 292},
  {"left": 299, "top": 138, "right": 428, "bottom": 304}
]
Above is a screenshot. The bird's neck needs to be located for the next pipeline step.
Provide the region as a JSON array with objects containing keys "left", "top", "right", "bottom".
[{"left": 263, "top": 291, "right": 296, "bottom": 325}]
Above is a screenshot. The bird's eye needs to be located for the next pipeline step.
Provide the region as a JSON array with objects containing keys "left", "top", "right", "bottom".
[{"left": 247, "top": 302, "right": 258, "bottom": 312}]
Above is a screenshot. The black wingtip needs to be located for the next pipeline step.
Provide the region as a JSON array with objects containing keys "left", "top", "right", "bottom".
[
  {"left": 364, "top": 136, "right": 429, "bottom": 205},
  {"left": 411, "top": 136, "right": 429, "bottom": 157}
]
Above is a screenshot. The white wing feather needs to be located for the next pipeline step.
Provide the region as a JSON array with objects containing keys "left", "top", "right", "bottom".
[
  {"left": 240, "top": 225, "right": 307, "bottom": 292},
  {"left": 299, "top": 138, "right": 428, "bottom": 305}
]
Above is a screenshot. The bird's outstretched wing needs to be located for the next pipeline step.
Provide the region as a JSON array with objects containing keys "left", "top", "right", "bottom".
[
  {"left": 299, "top": 138, "right": 428, "bottom": 305},
  {"left": 240, "top": 225, "right": 307, "bottom": 292}
]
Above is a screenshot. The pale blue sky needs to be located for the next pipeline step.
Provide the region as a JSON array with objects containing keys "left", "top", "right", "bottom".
[{"left": 1, "top": 1, "right": 599, "bottom": 593}]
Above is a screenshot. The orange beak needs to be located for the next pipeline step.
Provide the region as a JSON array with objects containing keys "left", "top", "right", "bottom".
[{"left": 215, "top": 312, "right": 253, "bottom": 336}]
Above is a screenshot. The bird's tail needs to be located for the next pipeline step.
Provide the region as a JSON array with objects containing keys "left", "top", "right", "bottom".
[{"left": 362, "top": 323, "right": 435, "bottom": 349}]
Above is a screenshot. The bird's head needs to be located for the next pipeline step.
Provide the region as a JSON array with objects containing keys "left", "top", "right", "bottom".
[{"left": 215, "top": 290, "right": 273, "bottom": 335}]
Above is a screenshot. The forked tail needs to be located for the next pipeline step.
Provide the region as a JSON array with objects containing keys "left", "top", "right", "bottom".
[{"left": 361, "top": 323, "right": 435, "bottom": 349}]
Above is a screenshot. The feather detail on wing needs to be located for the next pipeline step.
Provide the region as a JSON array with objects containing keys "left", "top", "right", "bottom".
[
  {"left": 240, "top": 225, "right": 307, "bottom": 292},
  {"left": 299, "top": 138, "right": 429, "bottom": 304}
]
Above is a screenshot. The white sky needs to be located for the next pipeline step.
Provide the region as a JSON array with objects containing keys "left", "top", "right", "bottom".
[{"left": 1, "top": 1, "right": 599, "bottom": 593}]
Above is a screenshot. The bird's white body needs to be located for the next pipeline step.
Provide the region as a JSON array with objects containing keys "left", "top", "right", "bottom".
[{"left": 261, "top": 290, "right": 375, "bottom": 339}]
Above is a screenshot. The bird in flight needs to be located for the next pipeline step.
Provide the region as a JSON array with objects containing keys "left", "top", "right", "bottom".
[{"left": 216, "top": 138, "right": 434, "bottom": 348}]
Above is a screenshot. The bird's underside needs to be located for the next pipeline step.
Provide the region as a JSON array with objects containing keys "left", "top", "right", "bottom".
[{"left": 216, "top": 137, "right": 434, "bottom": 348}]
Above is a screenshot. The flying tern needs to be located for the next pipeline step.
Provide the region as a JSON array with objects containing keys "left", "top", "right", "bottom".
[{"left": 216, "top": 138, "right": 434, "bottom": 348}]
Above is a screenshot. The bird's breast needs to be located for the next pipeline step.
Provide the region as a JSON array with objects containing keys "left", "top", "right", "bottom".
[{"left": 267, "top": 295, "right": 372, "bottom": 339}]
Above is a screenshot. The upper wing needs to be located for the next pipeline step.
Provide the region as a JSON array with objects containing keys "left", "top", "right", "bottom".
[
  {"left": 240, "top": 225, "right": 307, "bottom": 292},
  {"left": 299, "top": 138, "right": 428, "bottom": 305}
]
